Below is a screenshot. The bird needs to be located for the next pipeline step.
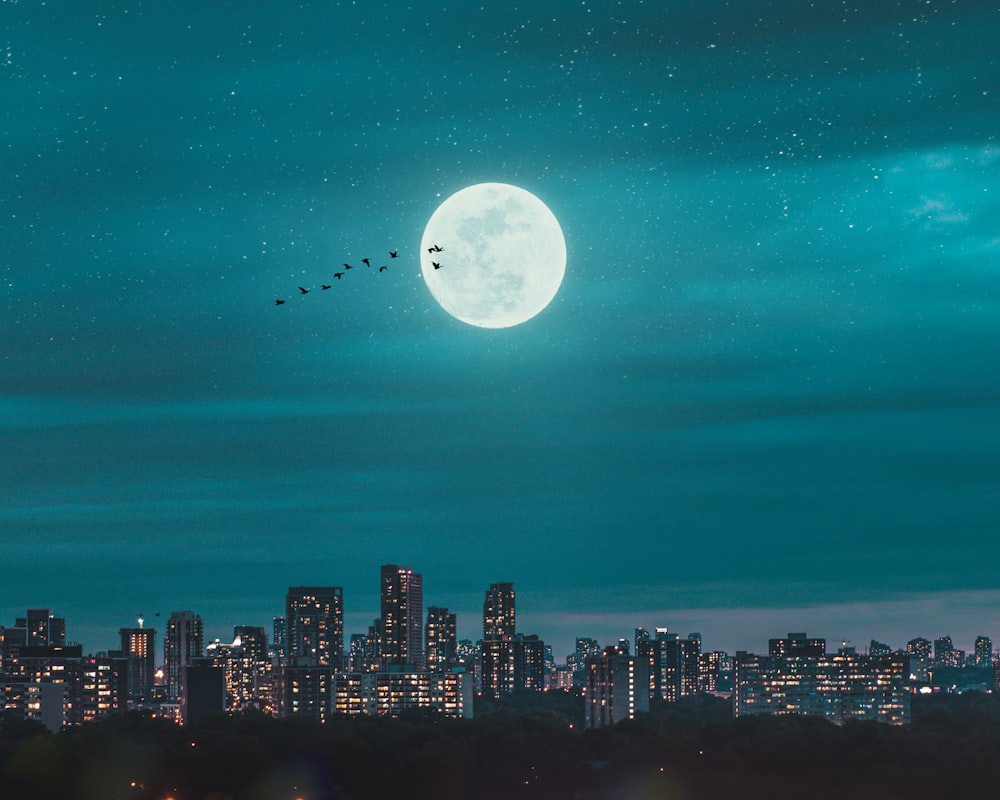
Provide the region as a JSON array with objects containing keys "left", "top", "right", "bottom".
[
  {"left": 298, "top": 286, "right": 310, "bottom": 294},
  {"left": 333, "top": 272, "right": 344, "bottom": 280},
  {"left": 389, "top": 250, "right": 398, "bottom": 258},
  {"left": 321, "top": 284, "right": 331, "bottom": 290},
  {"left": 432, "top": 261, "right": 442, "bottom": 270},
  {"left": 361, "top": 258, "right": 371, "bottom": 267},
  {"left": 428, "top": 244, "right": 443, "bottom": 253},
  {"left": 343, "top": 263, "right": 353, "bottom": 270},
  {"left": 379, "top": 265, "right": 388, "bottom": 272},
  {"left": 275, "top": 299, "right": 285, "bottom": 305}
]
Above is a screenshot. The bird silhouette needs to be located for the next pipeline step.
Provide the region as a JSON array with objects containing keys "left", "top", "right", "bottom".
[
  {"left": 274, "top": 243, "right": 409, "bottom": 306},
  {"left": 428, "top": 244, "right": 443, "bottom": 253},
  {"left": 432, "top": 261, "right": 443, "bottom": 270}
]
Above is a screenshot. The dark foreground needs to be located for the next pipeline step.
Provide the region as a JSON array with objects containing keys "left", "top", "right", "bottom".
[{"left": 3, "top": 692, "right": 1000, "bottom": 800}]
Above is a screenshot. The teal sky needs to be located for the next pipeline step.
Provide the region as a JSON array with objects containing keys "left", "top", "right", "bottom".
[{"left": 3, "top": 1, "right": 999, "bottom": 661}]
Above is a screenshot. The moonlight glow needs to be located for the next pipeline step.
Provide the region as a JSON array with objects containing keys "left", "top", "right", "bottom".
[{"left": 420, "top": 183, "right": 567, "bottom": 328}]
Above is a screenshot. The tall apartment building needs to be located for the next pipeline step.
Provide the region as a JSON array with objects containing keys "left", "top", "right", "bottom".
[
  {"left": 283, "top": 665, "right": 333, "bottom": 722},
  {"left": 479, "top": 582, "right": 546, "bottom": 697},
  {"left": 483, "top": 582, "right": 515, "bottom": 641},
  {"left": 206, "top": 625, "right": 273, "bottom": 714},
  {"left": 568, "top": 637, "right": 601, "bottom": 684},
  {"left": 933, "top": 635, "right": 964, "bottom": 667},
  {"left": 120, "top": 620, "right": 157, "bottom": 702},
  {"left": 271, "top": 616, "right": 287, "bottom": 664},
  {"left": 698, "top": 650, "right": 726, "bottom": 693},
  {"left": 380, "top": 565, "right": 423, "bottom": 669},
  {"left": 906, "top": 636, "right": 932, "bottom": 681},
  {"left": 584, "top": 645, "right": 650, "bottom": 728},
  {"left": 481, "top": 633, "right": 546, "bottom": 698},
  {"left": 426, "top": 606, "right": 457, "bottom": 672},
  {"left": 514, "top": 634, "right": 546, "bottom": 692},
  {"left": 481, "top": 637, "right": 515, "bottom": 697},
  {"left": 975, "top": 636, "right": 993, "bottom": 667},
  {"left": 16, "top": 609, "right": 66, "bottom": 647},
  {"left": 285, "top": 587, "right": 343, "bottom": 668},
  {"left": 164, "top": 611, "right": 204, "bottom": 702},
  {"left": 636, "top": 628, "right": 701, "bottom": 702}
]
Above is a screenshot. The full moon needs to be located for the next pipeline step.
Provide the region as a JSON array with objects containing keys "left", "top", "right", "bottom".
[{"left": 420, "top": 183, "right": 567, "bottom": 328}]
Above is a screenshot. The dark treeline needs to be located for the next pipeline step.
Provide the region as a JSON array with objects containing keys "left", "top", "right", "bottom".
[{"left": 4, "top": 692, "right": 1000, "bottom": 799}]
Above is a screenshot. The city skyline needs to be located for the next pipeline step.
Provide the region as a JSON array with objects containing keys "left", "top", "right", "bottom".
[
  {"left": 5, "top": 573, "right": 998, "bottom": 667},
  {"left": 4, "top": 3, "right": 999, "bottom": 664}
]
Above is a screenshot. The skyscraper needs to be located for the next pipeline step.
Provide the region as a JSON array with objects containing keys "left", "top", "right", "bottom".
[
  {"left": 480, "top": 638, "right": 515, "bottom": 697},
  {"left": 380, "top": 565, "right": 423, "bottom": 669},
  {"left": 513, "top": 634, "right": 546, "bottom": 692},
  {"left": 479, "top": 580, "right": 545, "bottom": 698},
  {"left": 975, "top": 636, "right": 993, "bottom": 667},
  {"left": 16, "top": 609, "right": 66, "bottom": 647},
  {"left": 426, "top": 606, "right": 457, "bottom": 672},
  {"left": 271, "top": 616, "right": 287, "bottom": 664},
  {"left": 681, "top": 633, "right": 702, "bottom": 697},
  {"left": 206, "top": 625, "right": 272, "bottom": 714},
  {"left": 483, "top": 582, "right": 515, "bottom": 641},
  {"left": 906, "top": 637, "right": 932, "bottom": 659},
  {"left": 285, "top": 586, "right": 344, "bottom": 668},
  {"left": 584, "top": 645, "right": 650, "bottom": 729},
  {"left": 120, "top": 618, "right": 156, "bottom": 702},
  {"left": 164, "top": 611, "right": 204, "bottom": 703}
]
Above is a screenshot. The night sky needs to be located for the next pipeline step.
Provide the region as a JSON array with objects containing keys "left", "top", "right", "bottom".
[{"left": 3, "top": 1, "right": 999, "bottom": 662}]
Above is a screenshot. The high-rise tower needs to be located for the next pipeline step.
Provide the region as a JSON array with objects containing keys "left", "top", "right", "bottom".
[
  {"left": 285, "top": 587, "right": 344, "bottom": 668},
  {"left": 483, "top": 582, "right": 515, "bottom": 641},
  {"left": 426, "top": 606, "right": 457, "bottom": 672},
  {"left": 380, "top": 565, "right": 423, "bottom": 669},
  {"left": 16, "top": 609, "right": 66, "bottom": 647},
  {"left": 164, "top": 611, "right": 204, "bottom": 702},
  {"left": 120, "top": 616, "right": 157, "bottom": 702}
]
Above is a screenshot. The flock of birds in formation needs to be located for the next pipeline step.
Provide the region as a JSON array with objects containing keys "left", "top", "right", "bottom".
[{"left": 274, "top": 244, "right": 445, "bottom": 305}]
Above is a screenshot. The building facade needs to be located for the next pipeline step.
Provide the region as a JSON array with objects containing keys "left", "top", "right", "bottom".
[
  {"left": 206, "top": 625, "right": 273, "bottom": 715},
  {"left": 331, "top": 667, "right": 473, "bottom": 719},
  {"left": 1, "top": 644, "right": 127, "bottom": 730},
  {"left": 733, "top": 633, "right": 910, "bottom": 725},
  {"left": 285, "top": 587, "right": 344, "bottom": 668},
  {"left": 380, "top": 565, "right": 423, "bottom": 669},
  {"left": 164, "top": 611, "right": 204, "bottom": 703},
  {"left": 584, "top": 646, "right": 650, "bottom": 728},
  {"left": 425, "top": 606, "right": 457, "bottom": 672},
  {"left": 120, "top": 622, "right": 156, "bottom": 703},
  {"left": 636, "top": 628, "right": 701, "bottom": 702},
  {"left": 483, "top": 582, "right": 515, "bottom": 641}
]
